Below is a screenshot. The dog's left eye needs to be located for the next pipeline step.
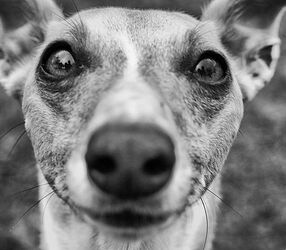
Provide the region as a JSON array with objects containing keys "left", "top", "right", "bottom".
[
  {"left": 45, "top": 50, "right": 76, "bottom": 77},
  {"left": 193, "top": 53, "right": 227, "bottom": 84}
]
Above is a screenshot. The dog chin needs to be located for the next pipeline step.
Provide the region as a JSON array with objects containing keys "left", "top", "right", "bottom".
[{"left": 79, "top": 207, "right": 177, "bottom": 240}]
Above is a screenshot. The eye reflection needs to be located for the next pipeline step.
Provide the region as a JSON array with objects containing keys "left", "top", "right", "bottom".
[
  {"left": 194, "top": 57, "right": 225, "bottom": 84},
  {"left": 45, "top": 50, "right": 76, "bottom": 77}
]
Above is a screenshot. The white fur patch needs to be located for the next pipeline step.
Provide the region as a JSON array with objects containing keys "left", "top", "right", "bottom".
[{"left": 119, "top": 34, "right": 139, "bottom": 80}]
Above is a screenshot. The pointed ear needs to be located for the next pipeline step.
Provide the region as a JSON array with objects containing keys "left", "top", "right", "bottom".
[
  {"left": 0, "top": 0, "right": 63, "bottom": 101},
  {"left": 202, "top": 0, "right": 285, "bottom": 101}
]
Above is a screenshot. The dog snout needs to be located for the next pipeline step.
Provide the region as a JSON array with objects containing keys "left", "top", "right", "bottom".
[{"left": 85, "top": 124, "right": 176, "bottom": 199}]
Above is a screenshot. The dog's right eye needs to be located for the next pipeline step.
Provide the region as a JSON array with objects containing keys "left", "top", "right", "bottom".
[
  {"left": 44, "top": 49, "right": 76, "bottom": 78},
  {"left": 39, "top": 42, "right": 82, "bottom": 80}
]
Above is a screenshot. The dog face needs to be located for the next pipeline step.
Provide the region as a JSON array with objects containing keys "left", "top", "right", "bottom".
[
  {"left": 0, "top": 0, "right": 284, "bottom": 241},
  {"left": 22, "top": 8, "right": 243, "bottom": 238}
]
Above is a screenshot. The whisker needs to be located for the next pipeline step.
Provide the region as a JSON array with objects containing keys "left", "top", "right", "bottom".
[
  {"left": 206, "top": 188, "right": 244, "bottom": 218},
  {"left": 71, "top": 0, "right": 84, "bottom": 27},
  {"left": 6, "top": 182, "right": 51, "bottom": 198},
  {"left": 41, "top": 192, "right": 55, "bottom": 224},
  {"left": 50, "top": 10, "right": 75, "bottom": 30},
  {"left": 8, "top": 130, "right": 27, "bottom": 157},
  {"left": 196, "top": 178, "right": 243, "bottom": 218},
  {"left": 71, "top": 0, "right": 80, "bottom": 14},
  {"left": 200, "top": 197, "right": 209, "bottom": 250},
  {"left": 238, "top": 129, "right": 244, "bottom": 136},
  {"left": 0, "top": 122, "right": 25, "bottom": 141},
  {"left": 10, "top": 190, "right": 54, "bottom": 231}
]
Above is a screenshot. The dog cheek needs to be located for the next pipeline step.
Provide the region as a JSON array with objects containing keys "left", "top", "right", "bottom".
[
  {"left": 66, "top": 147, "right": 95, "bottom": 207},
  {"left": 23, "top": 101, "right": 71, "bottom": 199}
]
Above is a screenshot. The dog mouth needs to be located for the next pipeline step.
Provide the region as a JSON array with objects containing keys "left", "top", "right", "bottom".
[
  {"left": 76, "top": 205, "right": 179, "bottom": 239},
  {"left": 85, "top": 209, "right": 172, "bottom": 228}
]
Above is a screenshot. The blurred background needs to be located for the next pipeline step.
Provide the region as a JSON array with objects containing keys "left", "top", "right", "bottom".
[{"left": 0, "top": 0, "right": 285, "bottom": 249}]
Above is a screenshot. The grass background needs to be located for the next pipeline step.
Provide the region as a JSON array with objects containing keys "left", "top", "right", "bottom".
[{"left": 0, "top": 0, "right": 286, "bottom": 249}]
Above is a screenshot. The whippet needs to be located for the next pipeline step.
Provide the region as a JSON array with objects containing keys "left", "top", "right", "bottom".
[{"left": 0, "top": 0, "right": 285, "bottom": 249}]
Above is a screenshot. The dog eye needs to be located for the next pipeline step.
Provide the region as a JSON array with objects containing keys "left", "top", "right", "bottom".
[
  {"left": 193, "top": 53, "right": 227, "bottom": 84},
  {"left": 44, "top": 49, "right": 76, "bottom": 77}
]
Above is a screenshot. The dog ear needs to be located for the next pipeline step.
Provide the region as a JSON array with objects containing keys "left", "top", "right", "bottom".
[
  {"left": 202, "top": 0, "right": 285, "bottom": 101},
  {"left": 0, "top": 0, "right": 63, "bottom": 101}
]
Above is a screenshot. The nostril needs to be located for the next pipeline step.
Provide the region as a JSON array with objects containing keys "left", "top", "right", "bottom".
[
  {"left": 143, "top": 154, "right": 173, "bottom": 176},
  {"left": 87, "top": 154, "right": 116, "bottom": 175}
]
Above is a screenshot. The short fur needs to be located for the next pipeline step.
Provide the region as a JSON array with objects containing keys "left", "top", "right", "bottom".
[{"left": 0, "top": 1, "right": 284, "bottom": 250}]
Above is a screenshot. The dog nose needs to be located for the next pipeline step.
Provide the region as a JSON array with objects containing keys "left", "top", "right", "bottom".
[{"left": 85, "top": 124, "right": 175, "bottom": 199}]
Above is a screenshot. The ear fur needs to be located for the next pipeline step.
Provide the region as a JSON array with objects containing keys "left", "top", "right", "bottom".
[
  {"left": 202, "top": 0, "right": 285, "bottom": 101},
  {"left": 0, "top": 0, "right": 63, "bottom": 100}
]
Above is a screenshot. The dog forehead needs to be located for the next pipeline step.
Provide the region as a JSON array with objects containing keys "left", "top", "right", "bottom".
[
  {"left": 46, "top": 8, "right": 212, "bottom": 44},
  {"left": 44, "top": 8, "right": 225, "bottom": 56},
  {"left": 81, "top": 8, "right": 199, "bottom": 35}
]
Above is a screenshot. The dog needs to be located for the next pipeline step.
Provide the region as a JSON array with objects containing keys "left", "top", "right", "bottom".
[{"left": 0, "top": 0, "right": 285, "bottom": 249}]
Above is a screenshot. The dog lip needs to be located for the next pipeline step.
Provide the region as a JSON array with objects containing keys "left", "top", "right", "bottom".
[{"left": 83, "top": 209, "right": 171, "bottom": 228}]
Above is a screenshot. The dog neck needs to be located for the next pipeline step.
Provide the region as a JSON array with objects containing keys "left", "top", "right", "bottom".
[{"left": 39, "top": 173, "right": 220, "bottom": 250}]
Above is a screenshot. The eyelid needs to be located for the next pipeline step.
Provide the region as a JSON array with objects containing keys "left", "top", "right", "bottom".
[{"left": 194, "top": 50, "right": 229, "bottom": 69}]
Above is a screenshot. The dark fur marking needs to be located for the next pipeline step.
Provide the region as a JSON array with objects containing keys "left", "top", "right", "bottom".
[{"left": 35, "top": 25, "right": 127, "bottom": 116}]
